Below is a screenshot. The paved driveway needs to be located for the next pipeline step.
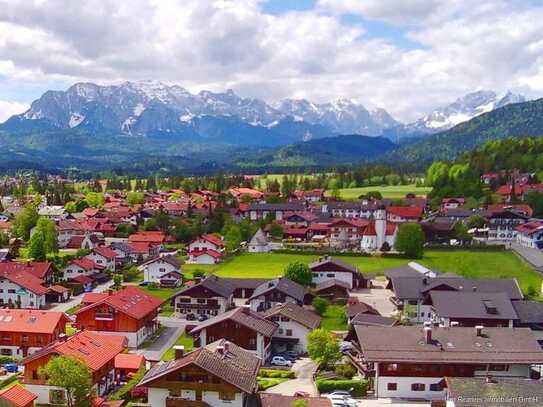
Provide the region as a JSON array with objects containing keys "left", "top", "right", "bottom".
[
  {"left": 349, "top": 286, "right": 396, "bottom": 317},
  {"left": 511, "top": 243, "right": 543, "bottom": 271},
  {"left": 49, "top": 280, "right": 114, "bottom": 313},
  {"left": 133, "top": 322, "right": 185, "bottom": 360},
  {"left": 264, "top": 358, "right": 317, "bottom": 396}
]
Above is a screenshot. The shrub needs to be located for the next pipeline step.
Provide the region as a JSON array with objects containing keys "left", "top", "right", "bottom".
[
  {"left": 316, "top": 379, "right": 368, "bottom": 397},
  {"left": 257, "top": 378, "right": 287, "bottom": 390},
  {"left": 335, "top": 363, "right": 356, "bottom": 379},
  {"left": 108, "top": 367, "right": 146, "bottom": 401},
  {"left": 258, "top": 369, "right": 295, "bottom": 379},
  {"left": 0, "top": 373, "right": 21, "bottom": 389},
  {"left": 312, "top": 296, "right": 330, "bottom": 316}
]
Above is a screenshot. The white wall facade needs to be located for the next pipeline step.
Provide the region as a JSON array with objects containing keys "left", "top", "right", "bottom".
[
  {"left": 311, "top": 270, "right": 353, "bottom": 289},
  {"left": 0, "top": 279, "right": 46, "bottom": 309},
  {"left": 174, "top": 296, "right": 229, "bottom": 315},
  {"left": 187, "top": 253, "right": 220, "bottom": 264},
  {"left": 140, "top": 260, "right": 179, "bottom": 283},
  {"left": 148, "top": 387, "right": 244, "bottom": 407},
  {"left": 86, "top": 253, "right": 115, "bottom": 272},
  {"left": 188, "top": 239, "right": 221, "bottom": 252},
  {"left": 63, "top": 264, "right": 94, "bottom": 280},
  {"left": 271, "top": 319, "right": 311, "bottom": 352}
]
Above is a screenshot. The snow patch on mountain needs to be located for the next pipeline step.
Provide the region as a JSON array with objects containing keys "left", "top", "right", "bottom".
[{"left": 68, "top": 113, "right": 84, "bottom": 128}]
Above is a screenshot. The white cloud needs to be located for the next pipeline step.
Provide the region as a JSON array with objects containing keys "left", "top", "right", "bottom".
[
  {"left": 0, "top": 0, "right": 541, "bottom": 122},
  {"left": 0, "top": 100, "right": 28, "bottom": 122}
]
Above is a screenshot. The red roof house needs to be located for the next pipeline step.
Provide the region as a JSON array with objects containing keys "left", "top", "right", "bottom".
[{"left": 0, "top": 384, "right": 38, "bottom": 407}]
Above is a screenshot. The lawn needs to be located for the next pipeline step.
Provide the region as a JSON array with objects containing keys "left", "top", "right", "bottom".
[
  {"left": 140, "top": 286, "right": 181, "bottom": 316},
  {"left": 196, "top": 250, "right": 541, "bottom": 296},
  {"left": 324, "top": 184, "right": 432, "bottom": 200},
  {"left": 161, "top": 333, "right": 194, "bottom": 361},
  {"left": 320, "top": 305, "right": 348, "bottom": 331}
]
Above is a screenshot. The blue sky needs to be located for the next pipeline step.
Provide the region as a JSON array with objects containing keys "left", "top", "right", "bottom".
[{"left": 0, "top": 0, "right": 542, "bottom": 122}]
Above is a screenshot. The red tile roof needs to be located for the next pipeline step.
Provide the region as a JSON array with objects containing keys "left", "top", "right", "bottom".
[
  {"left": 128, "top": 231, "right": 165, "bottom": 244},
  {"left": 0, "top": 309, "right": 68, "bottom": 334},
  {"left": 0, "top": 269, "right": 49, "bottom": 295},
  {"left": 128, "top": 242, "right": 155, "bottom": 254},
  {"left": 0, "top": 261, "right": 51, "bottom": 281},
  {"left": 72, "top": 258, "right": 103, "bottom": 271},
  {"left": 387, "top": 206, "right": 423, "bottom": 219},
  {"left": 0, "top": 384, "right": 37, "bottom": 407},
  {"left": 83, "top": 208, "right": 100, "bottom": 217},
  {"left": 190, "top": 249, "right": 223, "bottom": 259},
  {"left": 364, "top": 222, "right": 397, "bottom": 236},
  {"left": 114, "top": 353, "right": 145, "bottom": 370},
  {"left": 71, "top": 275, "right": 93, "bottom": 284},
  {"left": 92, "top": 246, "right": 117, "bottom": 259},
  {"left": 81, "top": 292, "right": 110, "bottom": 304},
  {"left": 200, "top": 234, "right": 225, "bottom": 248},
  {"left": 49, "top": 284, "right": 69, "bottom": 294},
  {"left": 515, "top": 220, "right": 543, "bottom": 235}
]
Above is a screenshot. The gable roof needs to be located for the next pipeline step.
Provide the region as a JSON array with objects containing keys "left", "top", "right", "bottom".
[
  {"left": 92, "top": 246, "right": 118, "bottom": 259},
  {"left": 346, "top": 302, "right": 379, "bottom": 318},
  {"left": 430, "top": 291, "right": 519, "bottom": 320},
  {"left": 114, "top": 353, "right": 145, "bottom": 370},
  {"left": 71, "top": 257, "right": 104, "bottom": 271},
  {"left": 140, "top": 338, "right": 260, "bottom": 393},
  {"left": 0, "top": 261, "right": 52, "bottom": 280},
  {"left": 21, "top": 330, "right": 126, "bottom": 372},
  {"left": 261, "top": 302, "right": 320, "bottom": 330},
  {"left": 190, "top": 248, "right": 223, "bottom": 259},
  {"left": 173, "top": 275, "right": 234, "bottom": 299},
  {"left": 249, "top": 228, "right": 269, "bottom": 246},
  {"left": 81, "top": 292, "right": 110, "bottom": 304},
  {"left": 350, "top": 313, "right": 396, "bottom": 327},
  {"left": 512, "top": 300, "right": 543, "bottom": 324},
  {"left": 76, "top": 286, "right": 163, "bottom": 320},
  {"left": 249, "top": 277, "right": 307, "bottom": 302},
  {"left": 309, "top": 256, "right": 358, "bottom": 274},
  {"left": 315, "top": 279, "right": 351, "bottom": 293},
  {"left": 386, "top": 206, "right": 423, "bottom": 219},
  {"left": 0, "top": 269, "right": 49, "bottom": 295},
  {"left": 0, "top": 384, "right": 38, "bottom": 407},
  {"left": 0, "top": 309, "right": 68, "bottom": 334},
  {"left": 191, "top": 307, "right": 278, "bottom": 338},
  {"left": 139, "top": 254, "right": 182, "bottom": 268},
  {"left": 355, "top": 326, "right": 543, "bottom": 364},
  {"left": 196, "top": 234, "right": 225, "bottom": 248}
]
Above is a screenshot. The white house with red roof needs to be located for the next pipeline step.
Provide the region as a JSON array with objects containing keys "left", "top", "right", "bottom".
[
  {"left": 0, "top": 261, "right": 54, "bottom": 286},
  {"left": 138, "top": 254, "right": 182, "bottom": 283},
  {"left": 515, "top": 220, "right": 543, "bottom": 249},
  {"left": 62, "top": 258, "right": 105, "bottom": 281},
  {"left": 361, "top": 207, "right": 398, "bottom": 251},
  {"left": 386, "top": 206, "right": 423, "bottom": 223},
  {"left": 86, "top": 246, "right": 118, "bottom": 272},
  {"left": 187, "top": 248, "right": 224, "bottom": 264},
  {"left": 21, "top": 331, "right": 127, "bottom": 403},
  {"left": 187, "top": 234, "right": 225, "bottom": 253},
  {"left": 0, "top": 268, "right": 49, "bottom": 309}
]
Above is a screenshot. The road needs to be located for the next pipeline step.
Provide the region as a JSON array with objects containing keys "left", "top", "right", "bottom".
[
  {"left": 48, "top": 280, "right": 115, "bottom": 313},
  {"left": 132, "top": 322, "right": 185, "bottom": 361},
  {"left": 511, "top": 242, "right": 543, "bottom": 272},
  {"left": 264, "top": 358, "right": 317, "bottom": 396}
]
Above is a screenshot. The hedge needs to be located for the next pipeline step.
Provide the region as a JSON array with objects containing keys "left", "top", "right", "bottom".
[
  {"left": 257, "top": 377, "right": 288, "bottom": 390},
  {"left": 316, "top": 379, "right": 368, "bottom": 396},
  {"left": 0, "top": 373, "right": 21, "bottom": 389},
  {"left": 425, "top": 244, "right": 505, "bottom": 251},
  {"left": 258, "top": 368, "right": 295, "bottom": 379},
  {"left": 108, "top": 367, "right": 146, "bottom": 401},
  {"left": 274, "top": 249, "right": 405, "bottom": 258},
  {"left": 0, "top": 356, "right": 17, "bottom": 365}
]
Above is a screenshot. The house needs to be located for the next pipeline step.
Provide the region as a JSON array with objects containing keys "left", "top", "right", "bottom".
[
  {"left": 441, "top": 197, "right": 465, "bottom": 209},
  {"left": 86, "top": 246, "right": 117, "bottom": 272},
  {"left": 322, "top": 201, "right": 375, "bottom": 218},
  {"left": 429, "top": 291, "right": 519, "bottom": 327},
  {"left": 261, "top": 302, "right": 320, "bottom": 353},
  {"left": 114, "top": 353, "right": 145, "bottom": 383},
  {"left": 512, "top": 300, "right": 543, "bottom": 342},
  {"left": 138, "top": 254, "right": 182, "bottom": 284},
  {"left": 247, "top": 277, "right": 311, "bottom": 312},
  {"left": 187, "top": 248, "right": 224, "bottom": 265},
  {"left": 187, "top": 234, "right": 225, "bottom": 253},
  {"left": 445, "top": 377, "right": 543, "bottom": 407},
  {"left": 38, "top": 205, "right": 67, "bottom": 221},
  {"left": 140, "top": 339, "right": 260, "bottom": 407},
  {"left": 260, "top": 394, "right": 332, "bottom": 407},
  {"left": 222, "top": 278, "right": 270, "bottom": 299},
  {"left": 360, "top": 207, "right": 398, "bottom": 251},
  {"left": 486, "top": 209, "right": 529, "bottom": 241},
  {"left": 159, "top": 271, "right": 183, "bottom": 288},
  {"left": 189, "top": 307, "right": 278, "bottom": 360},
  {"left": 62, "top": 258, "right": 105, "bottom": 281},
  {"left": 345, "top": 301, "right": 380, "bottom": 322},
  {"left": 314, "top": 279, "right": 351, "bottom": 303},
  {"left": 309, "top": 255, "right": 374, "bottom": 289},
  {"left": 74, "top": 286, "right": 163, "bottom": 347},
  {"left": 0, "top": 384, "right": 38, "bottom": 407},
  {"left": 45, "top": 285, "right": 70, "bottom": 303},
  {"left": 0, "top": 261, "right": 54, "bottom": 287},
  {"left": 171, "top": 275, "right": 234, "bottom": 317},
  {"left": 229, "top": 186, "right": 264, "bottom": 200},
  {"left": 128, "top": 231, "right": 166, "bottom": 247},
  {"left": 0, "top": 269, "right": 49, "bottom": 309},
  {"left": 386, "top": 206, "right": 423, "bottom": 222},
  {"left": 515, "top": 220, "right": 543, "bottom": 249},
  {"left": 329, "top": 218, "right": 368, "bottom": 249},
  {"left": 248, "top": 203, "right": 305, "bottom": 221},
  {"left": 109, "top": 241, "right": 137, "bottom": 264},
  {"left": 21, "top": 331, "right": 127, "bottom": 403},
  {"left": 248, "top": 228, "right": 272, "bottom": 253},
  {"left": 0, "top": 309, "right": 69, "bottom": 358},
  {"left": 352, "top": 325, "right": 543, "bottom": 400},
  {"left": 293, "top": 189, "right": 324, "bottom": 203},
  {"left": 65, "top": 233, "right": 103, "bottom": 250}
]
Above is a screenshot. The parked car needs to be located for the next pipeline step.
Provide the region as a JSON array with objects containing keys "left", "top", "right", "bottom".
[
  {"left": 325, "top": 395, "right": 357, "bottom": 407},
  {"left": 186, "top": 313, "right": 196, "bottom": 321},
  {"left": 4, "top": 363, "right": 17, "bottom": 373},
  {"left": 340, "top": 341, "right": 353, "bottom": 353},
  {"left": 197, "top": 314, "right": 208, "bottom": 322},
  {"left": 270, "top": 356, "right": 292, "bottom": 367},
  {"left": 275, "top": 352, "right": 296, "bottom": 362},
  {"left": 138, "top": 281, "right": 149, "bottom": 287}
]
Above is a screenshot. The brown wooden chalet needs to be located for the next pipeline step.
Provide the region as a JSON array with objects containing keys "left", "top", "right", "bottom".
[
  {"left": 247, "top": 277, "right": 313, "bottom": 312},
  {"left": 309, "top": 255, "right": 374, "bottom": 289},
  {"left": 314, "top": 279, "right": 351, "bottom": 303},
  {"left": 189, "top": 307, "right": 278, "bottom": 361},
  {"left": 140, "top": 339, "right": 260, "bottom": 407},
  {"left": 171, "top": 275, "right": 235, "bottom": 317}
]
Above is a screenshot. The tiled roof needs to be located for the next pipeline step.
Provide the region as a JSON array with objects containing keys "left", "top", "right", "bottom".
[
  {"left": 81, "top": 292, "right": 110, "bottom": 304},
  {"left": 386, "top": 205, "right": 423, "bottom": 218},
  {"left": 430, "top": 291, "right": 519, "bottom": 320},
  {"left": 71, "top": 275, "right": 93, "bottom": 284},
  {"left": 140, "top": 338, "right": 260, "bottom": 393},
  {"left": 350, "top": 313, "right": 396, "bottom": 326},
  {"left": 512, "top": 300, "right": 543, "bottom": 324},
  {"left": 261, "top": 302, "right": 320, "bottom": 330},
  {"left": 0, "top": 261, "right": 51, "bottom": 280},
  {"left": 49, "top": 284, "right": 69, "bottom": 294},
  {"left": 114, "top": 353, "right": 145, "bottom": 370},
  {"left": 315, "top": 279, "right": 351, "bottom": 292},
  {"left": 355, "top": 326, "right": 543, "bottom": 364},
  {"left": 173, "top": 275, "right": 234, "bottom": 299},
  {"left": 190, "top": 248, "right": 223, "bottom": 259},
  {"left": 128, "top": 231, "right": 165, "bottom": 244},
  {"left": 191, "top": 307, "right": 278, "bottom": 338},
  {"left": 72, "top": 257, "right": 102, "bottom": 271},
  {"left": 22, "top": 330, "right": 126, "bottom": 372},
  {"left": 250, "top": 277, "right": 307, "bottom": 302},
  {"left": 309, "top": 256, "right": 359, "bottom": 274},
  {"left": 346, "top": 301, "right": 379, "bottom": 318},
  {"left": 200, "top": 234, "right": 225, "bottom": 248},
  {"left": 93, "top": 246, "right": 117, "bottom": 259},
  {"left": 0, "top": 384, "right": 38, "bottom": 407},
  {"left": 0, "top": 309, "right": 68, "bottom": 334},
  {"left": 140, "top": 254, "right": 182, "bottom": 268},
  {"left": 0, "top": 269, "right": 49, "bottom": 295}
]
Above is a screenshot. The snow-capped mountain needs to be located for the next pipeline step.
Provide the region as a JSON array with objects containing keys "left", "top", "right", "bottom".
[
  {"left": 401, "top": 90, "right": 526, "bottom": 137},
  {"left": 2, "top": 81, "right": 399, "bottom": 143}
]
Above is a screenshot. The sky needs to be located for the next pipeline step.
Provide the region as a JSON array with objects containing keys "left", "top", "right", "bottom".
[{"left": 0, "top": 0, "right": 542, "bottom": 122}]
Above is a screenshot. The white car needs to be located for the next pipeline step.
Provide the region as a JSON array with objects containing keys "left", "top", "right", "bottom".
[
  {"left": 270, "top": 356, "right": 292, "bottom": 367},
  {"left": 324, "top": 394, "right": 357, "bottom": 407}
]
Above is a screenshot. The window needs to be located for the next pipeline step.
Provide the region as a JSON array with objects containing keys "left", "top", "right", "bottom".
[
  {"left": 386, "top": 363, "right": 398, "bottom": 372},
  {"left": 49, "top": 389, "right": 65, "bottom": 404},
  {"left": 7, "top": 289, "right": 15, "bottom": 294},
  {"left": 411, "top": 383, "right": 425, "bottom": 392},
  {"left": 249, "top": 337, "right": 256, "bottom": 346},
  {"left": 326, "top": 273, "right": 335, "bottom": 278},
  {"left": 177, "top": 297, "right": 191, "bottom": 303},
  {"left": 22, "top": 335, "right": 28, "bottom": 343},
  {"left": 489, "top": 364, "right": 508, "bottom": 371},
  {"left": 387, "top": 383, "right": 397, "bottom": 391},
  {"left": 430, "top": 383, "right": 444, "bottom": 392},
  {"left": 286, "top": 329, "right": 292, "bottom": 336},
  {"left": 219, "top": 391, "right": 236, "bottom": 401},
  {"left": 197, "top": 299, "right": 206, "bottom": 304},
  {"left": 1, "top": 349, "right": 11, "bottom": 356}
]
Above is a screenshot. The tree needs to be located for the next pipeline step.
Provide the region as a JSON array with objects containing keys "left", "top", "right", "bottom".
[
  {"left": 525, "top": 191, "right": 543, "bottom": 217},
  {"left": 39, "top": 355, "right": 93, "bottom": 407},
  {"left": 466, "top": 214, "right": 486, "bottom": 229},
  {"left": 269, "top": 223, "right": 283, "bottom": 239},
  {"left": 225, "top": 226, "right": 242, "bottom": 252},
  {"left": 284, "top": 261, "right": 312, "bottom": 286},
  {"left": 307, "top": 328, "right": 341, "bottom": 369},
  {"left": 113, "top": 274, "right": 123, "bottom": 289},
  {"left": 312, "top": 296, "right": 329, "bottom": 316},
  {"left": 28, "top": 229, "right": 46, "bottom": 261},
  {"left": 85, "top": 192, "right": 104, "bottom": 208},
  {"left": 13, "top": 204, "right": 39, "bottom": 240},
  {"left": 454, "top": 222, "right": 472, "bottom": 242},
  {"left": 395, "top": 223, "right": 425, "bottom": 259},
  {"left": 127, "top": 192, "right": 144, "bottom": 207}
]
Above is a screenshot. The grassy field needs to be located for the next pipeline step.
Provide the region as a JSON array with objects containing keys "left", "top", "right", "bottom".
[
  {"left": 325, "top": 184, "right": 432, "bottom": 200},
  {"left": 186, "top": 251, "right": 542, "bottom": 296},
  {"left": 161, "top": 333, "right": 194, "bottom": 361},
  {"left": 320, "top": 305, "right": 348, "bottom": 331},
  {"left": 140, "top": 286, "right": 179, "bottom": 316}
]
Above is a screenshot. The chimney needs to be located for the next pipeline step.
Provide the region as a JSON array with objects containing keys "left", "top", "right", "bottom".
[
  {"left": 173, "top": 345, "right": 185, "bottom": 359},
  {"left": 424, "top": 327, "right": 432, "bottom": 344},
  {"left": 108, "top": 289, "right": 113, "bottom": 296},
  {"left": 450, "top": 321, "right": 459, "bottom": 327},
  {"left": 59, "top": 333, "right": 67, "bottom": 342},
  {"left": 241, "top": 305, "right": 251, "bottom": 314},
  {"left": 472, "top": 286, "right": 477, "bottom": 292},
  {"left": 223, "top": 341, "right": 230, "bottom": 353},
  {"left": 475, "top": 325, "right": 484, "bottom": 337},
  {"left": 216, "top": 345, "right": 225, "bottom": 355}
]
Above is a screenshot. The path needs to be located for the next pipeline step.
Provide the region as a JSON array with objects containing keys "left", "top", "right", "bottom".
[
  {"left": 133, "top": 321, "right": 185, "bottom": 361},
  {"left": 264, "top": 358, "right": 317, "bottom": 396},
  {"left": 511, "top": 243, "right": 543, "bottom": 272},
  {"left": 49, "top": 280, "right": 114, "bottom": 313}
]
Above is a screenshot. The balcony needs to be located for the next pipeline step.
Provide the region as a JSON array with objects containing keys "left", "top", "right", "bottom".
[
  {"left": 166, "top": 397, "right": 210, "bottom": 407},
  {"left": 95, "top": 313, "right": 114, "bottom": 321}
]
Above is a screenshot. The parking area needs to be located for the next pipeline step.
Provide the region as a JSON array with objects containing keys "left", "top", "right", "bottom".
[
  {"left": 350, "top": 283, "right": 397, "bottom": 317},
  {"left": 264, "top": 358, "right": 318, "bottom": 396}
]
